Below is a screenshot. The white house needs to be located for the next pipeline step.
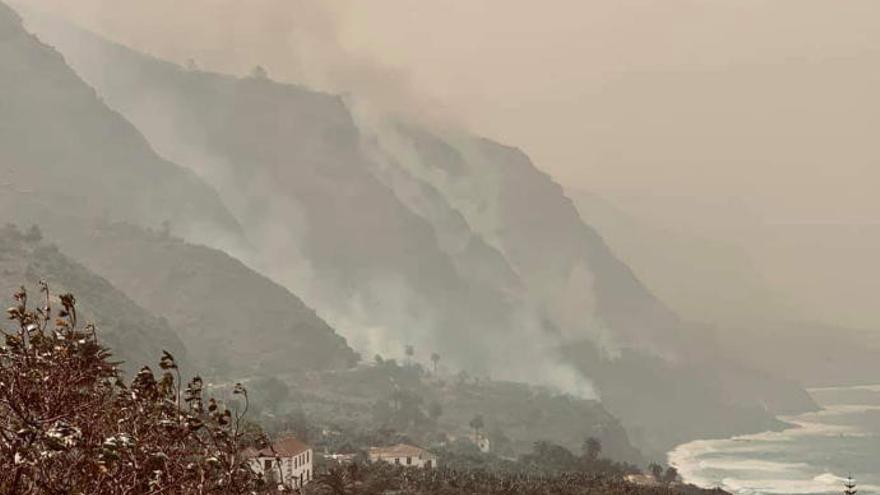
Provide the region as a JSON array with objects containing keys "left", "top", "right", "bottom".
[
  {"left": 625, "top": 473, "right": 661, "bottom": 486},
  {"left": 245, "top": 437, "right": 313, "bottom": 489},
  {"left": 369, "top": 443, "right": 438, "bottom": 469}
]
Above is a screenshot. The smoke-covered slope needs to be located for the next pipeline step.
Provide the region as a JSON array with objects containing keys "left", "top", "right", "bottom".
[
  {"left": 370, "top": 126, "right": 816, "bottom": 455},
  {"left": 21, "top": 10, "right": 817, "bottom": 457},
  {"left": 380, "top": 128, "right": 683, "bottom": 355},
  {"left": 21, "top": 12, "right": 545, "bottom": 379},
  {"left": 0, "top": 225, "right": 186, "bottom": 373},
  {"left": 362, "top": 140, "right": 524, "bottom": 298}
]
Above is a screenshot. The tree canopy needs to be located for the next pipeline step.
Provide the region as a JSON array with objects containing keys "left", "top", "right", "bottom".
[{"left": 0, "top": 284, "right": 271, "bottom": 494}]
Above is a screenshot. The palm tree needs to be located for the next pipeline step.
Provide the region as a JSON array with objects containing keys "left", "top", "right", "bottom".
[
  {"left": 469, "top": 414, "right": 485, "bottom": 438},
  {"left": 649, "top": 462, "right": 663, "bottom": 482},
  {"left": 390, "top": 389, "right": 406, "bottom": 413},
  {"left": 430, "top": 352, "right": 440, "bottom": 374},
  {"left": 663, "top": 466, "right": 679, "bottom": 484},
  {"left": 317, "top": 465, "right": 352, "bottom": 495},
  {"left": 582, "top": 437, "right": 601, "bottom": 461},
  {"left": 844, "top": 475, "right": 857, "bottom": 495}
]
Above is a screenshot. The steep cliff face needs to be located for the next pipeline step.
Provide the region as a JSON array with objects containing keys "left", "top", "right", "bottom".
[
  {"left": 378, "top": 128, "right": 684, "bottom": 356},
  {"left": 0, "top": 225, "right": 187, "bottom": 373},
  {"left": 0, "top": 2, "right": 242, "bottom": 249},
  {"left": 466, "top": 139, "right": 683, "bottom": 352},
  {"left": 361, "top": 141, "right": 524, "bottom": 298}
]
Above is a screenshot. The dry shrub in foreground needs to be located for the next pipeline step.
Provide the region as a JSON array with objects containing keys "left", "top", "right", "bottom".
[{"left": 0, "top": 283, "right": 272, "bottom": 494}]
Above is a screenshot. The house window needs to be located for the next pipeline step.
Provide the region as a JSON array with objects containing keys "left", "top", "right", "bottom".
[
  {"left": 306, "top": 451, "right": 310, "bottom": 463},
  {"left": 394, "top": 458, "right": 400, "bottom": 465},
  {"left": 406, "top": 456, "right": 412, "bottom": 466},
  {"left": 264, "top": 459, "right": 272, "bottom": 470}
]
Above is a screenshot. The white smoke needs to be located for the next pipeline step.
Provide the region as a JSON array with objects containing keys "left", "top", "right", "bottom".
[{"left": 18, "top": 0, "right": 604, "bottom": 400}]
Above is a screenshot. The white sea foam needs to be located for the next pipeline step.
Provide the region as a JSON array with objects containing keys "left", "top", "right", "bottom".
[
  {"left": 813, "top": 404, "right": 880, "bottom": 416},
  {"left": 669, "top": 384, "right": 880, "bottom": 495},
  {"left": 719, "top": 473, "right": 845, "bottom": 495},
  {"left": 717, "top": 474, "right": 880, "bottom": 495},
  {"left": 808, "top": 384, "right": 880, "bottom": 393},
  {"left": 697, "top": 459, "right": 809, "bottom": 473}
]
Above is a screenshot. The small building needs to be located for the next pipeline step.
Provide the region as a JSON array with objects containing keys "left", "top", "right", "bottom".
[
  {"left": 625, "top": 474, "right": 660, "bottom": 486},
  {"left": 368, "top": 443, "right": 437, "bottom": 469},
  {"left": 244, "top": 437, "right": 314, "bottom": 489}
]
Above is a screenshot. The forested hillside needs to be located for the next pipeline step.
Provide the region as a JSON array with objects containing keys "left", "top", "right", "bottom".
[
  {"left": 71, "top": 222, "right": 359, "bottom": 376},
  {"left": 0, "top": 224, "right": 186, "bottom": 372}
]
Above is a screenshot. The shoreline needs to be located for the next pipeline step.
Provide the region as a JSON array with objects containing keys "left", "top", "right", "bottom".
[{"left": 666, "top": 384, "right": 880, "bottom": 495}]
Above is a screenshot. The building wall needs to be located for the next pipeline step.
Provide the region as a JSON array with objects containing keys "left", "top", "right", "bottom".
[
  {"left": 370, "top": 453, "right": 437, "bottom": 469},
  {"left": 249, "top": 449, "right": 314, "bottom": 488}
]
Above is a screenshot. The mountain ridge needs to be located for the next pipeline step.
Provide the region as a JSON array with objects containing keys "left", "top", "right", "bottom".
[
  {"left": 0, "top": 2, "right": 359, "bottom": 380},
  {"left": 15, "top": 6, "right": 818, "bottom": 458},
  {"left": 18, "top": 11, "right": 541, "bottom": 376}
]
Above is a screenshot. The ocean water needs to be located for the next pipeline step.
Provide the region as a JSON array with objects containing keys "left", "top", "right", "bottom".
[{"left": 669, "top": 385, "right": 880, "bottom": 495}]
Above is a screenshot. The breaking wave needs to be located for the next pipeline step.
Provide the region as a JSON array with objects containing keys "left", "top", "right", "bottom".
[{"left": 669, "top": 385, "right": 880, "bottom": 495}]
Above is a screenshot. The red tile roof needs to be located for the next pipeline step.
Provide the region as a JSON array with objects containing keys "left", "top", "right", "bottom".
[{"left": 245, "top": 437, "right": 310, "bottom": 458}]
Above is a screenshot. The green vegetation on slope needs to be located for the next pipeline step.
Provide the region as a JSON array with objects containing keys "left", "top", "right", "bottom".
[
  {"left": 64, "top": 222, "right": 359, "bottom": 378},
  {"left": 0, "top": 224, "right": 186, "bottom": 372},
  {"left": 249, "top": 359, "right": 643, "bottom": 466}
]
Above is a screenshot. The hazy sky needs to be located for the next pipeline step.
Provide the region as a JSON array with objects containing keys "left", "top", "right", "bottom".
[
  {"left": 23, "top": 0, "right": 880, "bottom": 328},
  {"left": 337, "top": 1, "right": 880, "bottom": 220},
  {"left": 25, "top": 0, "right": 879, "bottom": 215}
]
